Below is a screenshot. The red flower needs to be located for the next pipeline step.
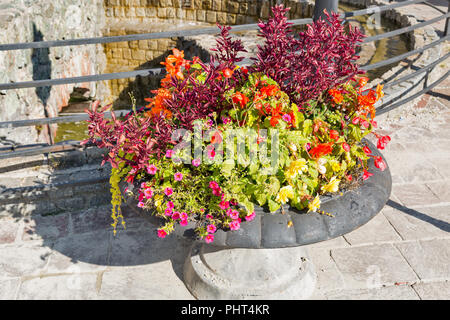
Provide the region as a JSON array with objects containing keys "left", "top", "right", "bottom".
[
  {"left": 232, "top": 92, "right": 249, "bottom": 108},
  {"left": 260, "top": 85, "right": 279, "bottom": 97},
  {"left": 211, "top": 131, "right": 222, "bottom": 144},
  {"left": 363, "top": 169, "right": 373, "bottom": 180},
  {"left": 223, "top": 68, "right": 234, "bottom": 78},
  {"left": 363, "top": 146, "right": 372, "bottom": 155},
  {"left": 361, "top": 120, "right": 370, "bottom": 129},
  {"left": 352, "top": 117, "right": 360, "bottom": 125},
  {"left": 241, "top": 67, "right": 248, "bottom": 75},
  {"left": 377, "top": 135, "right": 391, "bottom": 150},
  {"left": 310, "top": 143, "right": 333, "bottom": 159},
  {"left": 346, "top": 174, "right": 353, "bottom": 181},
  {"left": 329, "top": 130, "right": 339, "bottom": 140},
  {"left": 374, "top": 156, "right": 387, "bottom": 171},
  {"left": 342, "top": 142, "right": 350, "bottom": 152}
]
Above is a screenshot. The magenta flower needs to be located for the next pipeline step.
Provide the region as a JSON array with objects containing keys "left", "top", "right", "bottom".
[
  {"left": 209, "top": 181, "right": 219, "bottom": 189},
  {"left": 144, "top": 188, "right": 153, "bottom": 199},
  {"left": 206, "top": 214, "right": 213, "bottom": 219},
  {"left": 174, "top": 172, "right": 183, "bottom": 181},
  {"left": 157, "top": 229, "right": 167, "bottom": 238},
  {"left": 229, "top": 210, "right": 239, "bottom": 220},
  {"left": 164, "top": 208, "right": 173, "bottom": 216},
  {"left": 206, "top": 224, "right": 217, "bottom": 233},
  {"left": 230, "top": 199, "right": 238, "bottom": 206},
  {"left": 147, "top": 164, "right": 158, "bottom": 175},
  {"left": 282, "top": 114, "right": 292, "bottom": 122},
  {"left": 180, "top": 212, "right": 188, "bottom": 220},
  {"left": 167, "top": 201, "right": 174, "bottom": 210},
  {"left": 165, "top": 149, "right": 174, "bottom": 158},
  {"left": 219, "top": 201, "right": 229, "bottom": 210},
  {"left": 140, "top": 182, "right": 148, "bottom": 189},
  {"left": 245, "top": 212, "right": 256, "bottom": 221},
  {"left": 229, "top": 220, "right": 240, "bottom": 231},
  {"left": 180, "top": 219, "right": 188, "bottom": 226},
  {"left": 164, "top": 187, "right": 173, "bottom": 196},
  {"left": 222, "top": 117, "right": 231, "bottom": 124},
  {"left": 205, "top": 234, "right": 215, "bottom": 244},
  {"left": 137, "top": 201, "right": 145, "bottom": 208},
  {"left": 212, "top": 188, "right": 222, "bottom": 197},
  {"left": 138, "top": 192, "right": 144, "bottom": 202},
  {"left": 172, "top": 211, "right": 180, "bottom": 220},
  {"left": 192, "top": 158, "right": 201, "bottom": 167},
  {"left": 207, "top": 147, "right": 216, "bottom": 160}
]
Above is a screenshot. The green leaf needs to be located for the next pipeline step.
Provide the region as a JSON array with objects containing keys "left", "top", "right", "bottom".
[
  {"left": 268, "top": 198, "right": 281, "bottom": 213},
  {"left": 267, "top": 176, "right": 280, "bottom": 195}
]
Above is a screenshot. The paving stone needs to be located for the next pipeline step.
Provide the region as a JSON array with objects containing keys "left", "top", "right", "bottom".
[
  {"left": 330, "top": 244, "right": 418, "bottom": 289},
  {"left": 412, "top": 281, "right": 450, "bottom": 300},
  {"left": 426, "top": 181, "right": 450, "bottom": 203},
  {"left": 395, "top": 239, "right": 450, "bottom": 280},
  {"left": 383, "top": 205, "right": 450, "bottom": 240},
  {"left": 0, "top": 243, "right": 51, "bottom": 277},
  {"left": 17, "top": 273, "right": 99, "bottom": 300},
  {"left": 423, "top": 156, "right": 450, "bottom": 179},
  {"left": 0, "top": 217, "right": 19, "bottom": 244},
  {"left": 22, "top": 214, "right": 69, "bottom": 241},
  {"left": 0, "top": 278, "right": 20, "bottom": 299},
  {"left": 382, "top": 151, "right": 444, "bottom": 183},
  {"left": 108, "top": 228, "right": 190, "bottom": 268},
  {"left": 324, "top": 285, "right": 419, "bottom": 300},
  {"left": 46, "top": 232, "right": 110, "bottom": 273},
  {"left": 343, "top": 211, "right": 402, "bottom": 245},
  {"left": 70, "top": 206, "right": 113, "bottom": 234},
  {"left": 99, "top": 264, "right": 193, "bottom": 299},
  {"left": 308, "top": 248, "right": 345, "bottom": 294},
  {"left": 307, "top": 236, "right": 349, "bottom": 249},
  {"left": 391, "top": 183, "right": 441, "bottom": 207}
]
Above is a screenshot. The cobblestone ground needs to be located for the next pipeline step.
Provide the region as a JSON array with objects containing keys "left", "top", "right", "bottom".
[{"left": 1, "top": 3, "right": 449, "bottom": 300}]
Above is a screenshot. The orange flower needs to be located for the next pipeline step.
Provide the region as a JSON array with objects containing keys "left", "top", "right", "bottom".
[
  {"left": 309, "top": 143, "right": 333, "bottom": 159},
  {"left": 260, "top": 85, "right": 279, "bottom": 97},
  {"left": 328, "top": 89, "right": 343, "bottom": 104},
  {"left": 223, "top": 68, "right": 234, "bottom": 79},
  {"left": 376, "top": 84, "right": 384, "bottom": 100},
  {"left": 232, "top": 92, "right": 249, "bottom": 108},
  {"left": 358, "top": 77, "right": 369, "bottom": 88}
]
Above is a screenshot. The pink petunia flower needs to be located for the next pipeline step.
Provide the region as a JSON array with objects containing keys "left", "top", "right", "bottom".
[
  {"left": 229, "top": 210, "right": 239, "bottom": 220},
  {"left": 206, "top": 224, "right": 217, "bottom": 233},
  {"left": 165, "top": 149, "right": 174, "bottom": 158},
  {"left": 157, "top": 229, "right": 167, "bottom": 238},
  {"left": 192, "top": 158, "right": 201, "bottom": 167},
  {"left": 137, "top": 201, "right": 145, "bottom": 208},
  {"left": 245, "top": 212, "right": 256, "bottom": 221},
  {"left": 180, "top": 219, "right": 188, "bottom": 226},
  {"left": 205, "top": 234, "right": 215, "bottom": 243},
  {"left": 166, "top": 201, "right": 174, "bottom": 210},
  {"left": 212, "top": 188, "right": 222, "bottom": 197},
  {"left": 143, "top": 188, "right": 153, "bottom": 199},
  {"left": 209, "top": 181, "right": 219, "bottom": 189},
  {"left": 140, "top": 182, "right": 148, "bottom": 189},
  {"left": 138, "top": 192, "right": 144, "bottom": 202},
  {"left": 174, "top": 172, "right": 183, "bottom": 181},
  {"left": 164, "top": 208, "right": 173, "bottom": 216},
  {"left": 164, "top": 187, "right": 173, "bottom": 196},
  {"left": 206, "top": 214, "right": 213, "bottom": 219},
  {"left": 207, "top": 147, "right": 216, "bottom": 160},
  {"left": 180, "top": 212, "right": 188, "bottom": 220},
  {"left": 172, "top": 211, "right": 180, "bottom": 220},
  {"left": 229, "top": 220, "right": 240, "bottom": 231},
  {"left": 282, "top": 114, "right": 292, "bottom": 122},
  {"left": 219, "top": 201, "right": 229, "bottom": 210},
  {"left": 147, "top": 164, "right": 158, "bottom": 175}
]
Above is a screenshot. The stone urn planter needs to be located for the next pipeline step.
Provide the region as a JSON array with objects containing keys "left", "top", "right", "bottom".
[{"left": 120, "top": 140, "right": 392, "bottom": 299}]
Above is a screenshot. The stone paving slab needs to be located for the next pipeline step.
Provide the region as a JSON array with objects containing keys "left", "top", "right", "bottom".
[
  {"left": 395, "top": 239, "right": 450, "bottom": 280},
  {"left": 329, "top": 244, "right": 419, "bottom": 289},
  {"left": 322, "top": 285, "right": 420, "bottom": 300},
  {"left": 412, "top": 280, "right": 450, "bottom": 300}
]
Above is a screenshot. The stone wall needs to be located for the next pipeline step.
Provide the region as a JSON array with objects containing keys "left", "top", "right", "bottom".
[{"left": 0, "top": 0, "right": 108, "bottom": 145}]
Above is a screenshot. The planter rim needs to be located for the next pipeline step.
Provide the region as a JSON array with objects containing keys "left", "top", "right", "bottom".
[{"left": 121, "top": 139, "right": 392, "bottom": 249}]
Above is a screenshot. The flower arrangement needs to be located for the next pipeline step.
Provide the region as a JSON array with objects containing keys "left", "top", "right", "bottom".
[{"left": 84, "top": 6, "right": 391, "bottom": 243}]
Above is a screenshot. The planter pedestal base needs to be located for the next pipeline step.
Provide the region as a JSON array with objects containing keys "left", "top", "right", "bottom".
[{"left": 183, "top": 243, "right": 317, "bottom": 299}]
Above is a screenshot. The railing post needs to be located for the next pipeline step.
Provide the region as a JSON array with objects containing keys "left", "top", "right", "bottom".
[
  {"left": 313, "top": 0, "right": 339, "bottom": 21},
  {"left": 445, "top": 0, "right": 450, "bottom": 36}
]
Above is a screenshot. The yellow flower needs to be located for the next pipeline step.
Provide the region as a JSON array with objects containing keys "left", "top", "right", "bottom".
[
  {"left": 286, "top": 158, "right": 308, "bottom": 179},
  {"left": 154, "top": 194, "right": 164, "bottom": 209},
  {"left": 308, "top": 195, "right": 321, "bottom": 212},
  {"left": 330, "top": 160, "right": 341, "bottom": 172},
  {"left": 276, "top": 185, "right": 294, "bottom": 204},
  {"left": 321, "top": 177, "right": 341, "bottom": 193}
]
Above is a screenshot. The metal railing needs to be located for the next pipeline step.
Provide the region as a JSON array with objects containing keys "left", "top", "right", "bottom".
[{"left": 0, "top": 0, "right": 448, "bottom": 160}]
